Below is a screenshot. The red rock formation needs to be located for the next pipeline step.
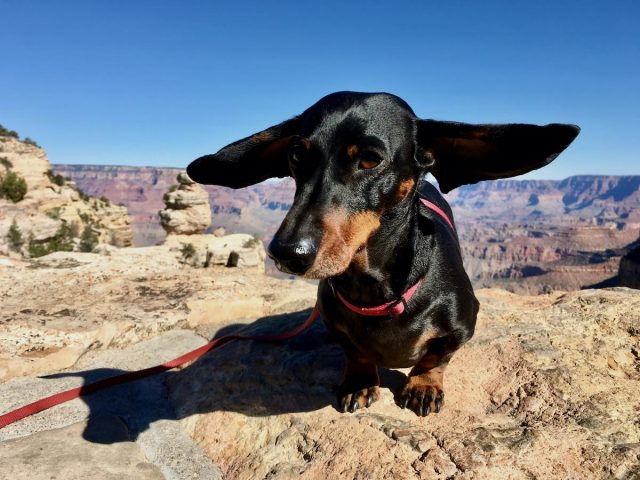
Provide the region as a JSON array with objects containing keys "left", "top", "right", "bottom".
[{"left": 53, "top": 165, "right": 640, "bottom": 293}]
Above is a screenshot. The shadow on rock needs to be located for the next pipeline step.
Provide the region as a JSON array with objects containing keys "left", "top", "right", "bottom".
[{"left": 42, "top": 308, "right": 407, "bottom": 444}]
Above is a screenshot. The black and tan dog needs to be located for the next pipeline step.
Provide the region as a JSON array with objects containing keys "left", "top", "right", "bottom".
[{"left": 187, "top": 92, "right": 579, "bottom": 416}]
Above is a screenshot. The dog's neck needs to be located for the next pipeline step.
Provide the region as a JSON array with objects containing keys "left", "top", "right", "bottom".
[{"left": 331, "top": 192, "right": 425, "bottom": 305}]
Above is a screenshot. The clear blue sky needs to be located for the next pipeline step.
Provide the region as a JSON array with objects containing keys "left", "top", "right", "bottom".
[{"left": 1, "top": 1, "right": 638, "bottom": 179}]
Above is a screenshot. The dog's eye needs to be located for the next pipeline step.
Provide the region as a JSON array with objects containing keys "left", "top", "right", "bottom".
[
  {"left": 357, "top": 151, "right": 382, "bottom": 170},
  {"left": 288, "top": 145, "right": 306, "bottom": 166}
]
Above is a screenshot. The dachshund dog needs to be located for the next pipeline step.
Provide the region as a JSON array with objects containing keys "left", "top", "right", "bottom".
[{"left": 187, "top": 92, "right": 579, "bottom": 416}]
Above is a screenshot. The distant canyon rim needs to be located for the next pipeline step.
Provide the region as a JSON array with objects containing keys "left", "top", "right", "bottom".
[{"left": 54, "top": 165, "right": 640, "bottom": 294}]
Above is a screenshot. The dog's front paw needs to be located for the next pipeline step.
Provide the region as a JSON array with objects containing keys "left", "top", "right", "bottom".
[
  {"left": 399, "top": 376, "right": 444, "bottom": 417},
  {"left": 338, "top": 383, "right": 380, "bottom": 413}
]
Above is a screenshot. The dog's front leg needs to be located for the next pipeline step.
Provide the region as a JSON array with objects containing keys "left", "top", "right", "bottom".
[
  {"left": 338, "top": 355, "right": 380, "bottom": 413},
  {"left": 399, "top": 334, "right": 462, "bottom": 417}
]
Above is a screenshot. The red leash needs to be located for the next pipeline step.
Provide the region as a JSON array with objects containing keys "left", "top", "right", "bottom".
[{"left": 0, "top": 306, "right": 319, "bottom": 430}]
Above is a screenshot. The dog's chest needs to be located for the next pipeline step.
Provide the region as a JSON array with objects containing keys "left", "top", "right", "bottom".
[{"left": 319, "top": 288, "right": 438, "bottom": 368}]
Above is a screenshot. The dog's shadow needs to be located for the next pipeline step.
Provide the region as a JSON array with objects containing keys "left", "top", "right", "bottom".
[{"left": 43, "top": 308, "right": 407, "bottom": 444}]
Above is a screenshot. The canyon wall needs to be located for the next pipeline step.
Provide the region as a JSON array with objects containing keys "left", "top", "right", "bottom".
[{"left": 53, "top": 164, "right": 640, "bottom": 293}]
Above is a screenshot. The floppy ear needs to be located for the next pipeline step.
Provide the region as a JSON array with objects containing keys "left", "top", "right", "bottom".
[
  {"left": 187, "top": 117, "right": 300, "bottom": 188},
  {"left": 416, "top": 120, "right": 580, "bottom": 193}
]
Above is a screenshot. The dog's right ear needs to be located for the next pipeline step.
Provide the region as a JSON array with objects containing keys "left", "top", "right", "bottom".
[{"left": 187, "top": 117, "right": 300, "bottom": 188}]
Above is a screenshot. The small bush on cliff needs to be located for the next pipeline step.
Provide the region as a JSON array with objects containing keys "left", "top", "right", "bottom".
[
  {"left": 242, "top": 235, "right": 262, "bottom": 248},
  {"left": 7, "top": 220, "right": 24, "bottom": 252},
  {"left": 49, "top": 223, "right": 74, "bottom": 252},
  {"left": 180, "top": 243, "right": 196, "bottom": 261},
  {"left": 0, "top": 124, "right": 19, "bottom": 139},
  {"left": 69, "top": 183, "right": 90, "bottom": 201},
  {"left": 46, "top": 170, "right": 65, "bottom": 186},
  {"left": 0, "top": 171, "right": 28, "bottom": 202},
  {"left": 27, "top": 223, "right": 75, "bottom": 258},
  {"left": 27, "top": 235, "right": 48, "bottom": 258},
  {"left": 79, "top": 226, "right": 99, "bottom": 252},
  {"left": 23, "top": 137, "right": 40, "bottom": 148}
]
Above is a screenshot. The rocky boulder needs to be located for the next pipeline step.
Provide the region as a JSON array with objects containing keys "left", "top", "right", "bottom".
[
  {"left": 159, "top": 172, "right": 211, "bottom": 235},
  {"left": 164, "top": 233, "right": 267, "bottom": 272}
]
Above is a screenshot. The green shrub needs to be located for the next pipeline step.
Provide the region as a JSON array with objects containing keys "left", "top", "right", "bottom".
[
  {"left": 180, "top": 243, "right": 196, "bottom": 263},
  {"left": 7, "top": 220, "right": 24, "bottom": 252},
  {"left": 46, "top": 170, "right": 65, "bottom": 186},
  {"left": 27, "top": 223, "right": 75, "bottom": 258},
  {"left": 78, "top": 225, "right": 99, "bottom": 252},
  {"left": 99, "top": 195, "right": 110, "bottom": 205},
  {"left": 0, "top": 157, "right": 12, "bottom": 169},
  {"left": 0, "top": 171, "right": 28, "bottom": 202},
  {"left": 50, "top": 223, "right": 74, "bottom": 252},
  {"left": 27, "top": 235, "right": 49, "bottom": 258},
  {"left": 0, "top": 124, "right": 19, "bottom": 139},
  {"left": 242, "top": 235, "right": 262, "bottom": 248},
  {"left": 23, "top": 137, "right": 40, "bottom": 148}
]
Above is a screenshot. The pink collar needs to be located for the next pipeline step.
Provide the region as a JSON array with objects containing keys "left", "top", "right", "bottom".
[{"left": 333, "top": 196, "right": 455, "bottom": 317}]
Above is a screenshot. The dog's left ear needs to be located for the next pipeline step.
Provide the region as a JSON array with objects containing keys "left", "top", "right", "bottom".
[
  {"left": 416, "top": 120, "right": 580, "bottom": 193},
  {"left": 187, "top": 117, "right": 300, "bottom": 188}
]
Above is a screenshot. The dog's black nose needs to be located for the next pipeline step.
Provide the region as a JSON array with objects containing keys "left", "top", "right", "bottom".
[{"left": 267, "top": 237, "right": 317, "bottom": 275}]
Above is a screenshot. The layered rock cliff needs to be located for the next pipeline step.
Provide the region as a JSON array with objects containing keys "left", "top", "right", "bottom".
[
  {"left": 53, "top": 165, "right": 640, "bottom": 293},
  {"left": 0, "top": 138, "right": 133, "bottom": 256}
]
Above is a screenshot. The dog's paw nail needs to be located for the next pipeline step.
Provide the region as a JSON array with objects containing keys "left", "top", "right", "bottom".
[
  {"left": 366, "top": 392, "right": 374, "bottom": 407},
  {"left": 435, "top": 391, "right": 444, "bottom": 413}
]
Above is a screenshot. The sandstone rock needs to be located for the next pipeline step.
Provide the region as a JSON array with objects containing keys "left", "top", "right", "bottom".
[
  {"left": 213, "top": 226, "right": 226, "bottom": 237},
  {"left": 165, "top": 233, "right": 267, "bottom": 272},
  {"left": 167, "top": 288, "right": 640, "bottom": 479},
  {"left": 619, "top": 246, "right": 640, "bottom": 289},
  {"left": 0, "top": 418, "right": 164, "bottom": 480},
  {"left": 159, "top": 172, "right": 211, "bottom": 235},
  {"left": 0, "top": 244, "right": 314, "bottom": 382},
  {"left": 0, "top": 137, "right": 50, "bottom": 190},
  {"left": 2, "top": 238, "right": 639, "bottom": 478},
  {"left": 0, "top": 137, "right": 133, "bottom": 252},
  {"left": 0, "top": 330, "right": 223, "bottom": 479}
]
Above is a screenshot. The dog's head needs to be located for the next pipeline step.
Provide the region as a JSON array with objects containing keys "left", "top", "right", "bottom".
[{"left": 188, "top": 92, "right": 579, "bottom": 278}]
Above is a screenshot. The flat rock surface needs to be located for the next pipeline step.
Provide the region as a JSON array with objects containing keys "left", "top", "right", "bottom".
[
  {"left": 169, "top": 288, "right": 640, "bottom": 480},
  {"left": 1, "top": 249, "right": 639, "bottom": 479},
  {"left": 1, "top": 417, "right": 164, "bottom": 480}
]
